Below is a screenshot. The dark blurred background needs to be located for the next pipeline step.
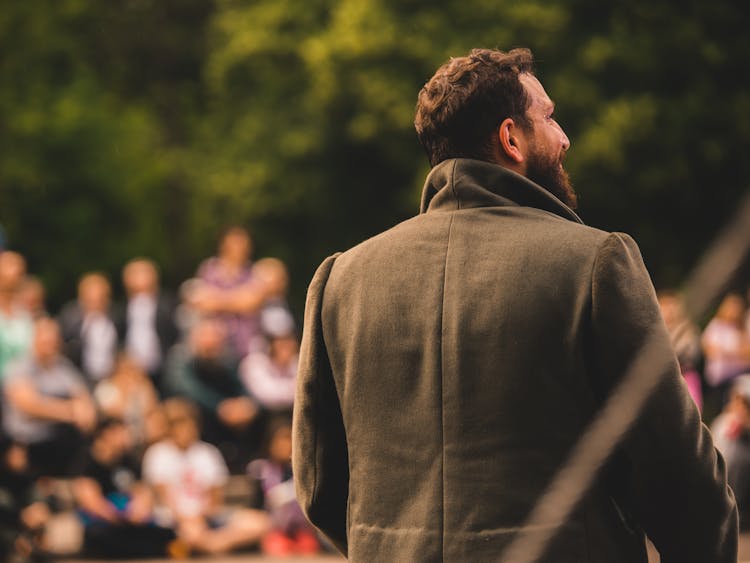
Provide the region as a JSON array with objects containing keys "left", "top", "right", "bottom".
[{"left": 1, "top": 0, "right": 749, "bottom": 316}]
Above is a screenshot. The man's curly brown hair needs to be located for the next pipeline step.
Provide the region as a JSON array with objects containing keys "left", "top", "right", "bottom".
[{"left": 415, "top": 48, "right": 535, "bottom": 167}]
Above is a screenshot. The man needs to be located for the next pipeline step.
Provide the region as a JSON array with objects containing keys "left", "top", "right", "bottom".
[
  {"left": 2, "top": 317, "right": 96, "bottom": 476},
  {"left": 58, "top": 272, "right": 118, "bottom": 384},
  {"left": 117, "top": 258, "right": 178, "bottom": 393},
  {"left": 293, "top": 48, "right": 737, "bottom": 562}
]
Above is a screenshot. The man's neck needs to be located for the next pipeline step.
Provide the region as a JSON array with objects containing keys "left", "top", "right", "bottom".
[{"left": 488, "top": 147, "right": 526, "bottom": 177}]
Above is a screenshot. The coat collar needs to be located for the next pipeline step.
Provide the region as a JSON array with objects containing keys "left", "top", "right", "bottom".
[{"left": 419, "top": 158, "right": 583, "bottom": 224}]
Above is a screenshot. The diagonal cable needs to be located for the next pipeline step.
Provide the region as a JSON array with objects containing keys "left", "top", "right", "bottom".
[{"left": 499, "top": 332, "right": 670, "bottom": 563}]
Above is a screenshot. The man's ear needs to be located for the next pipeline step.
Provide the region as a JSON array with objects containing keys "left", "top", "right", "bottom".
[{"left": 498, "top": 118, "right": 525, "bottom": 164}]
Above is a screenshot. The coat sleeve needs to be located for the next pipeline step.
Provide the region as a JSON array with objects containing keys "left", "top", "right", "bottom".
[
  {"left": 590, "top": 232, "right": 737, "bottom": 563},
  {"left": 292, "top": 254, "right": 349, "bottom": 555}
]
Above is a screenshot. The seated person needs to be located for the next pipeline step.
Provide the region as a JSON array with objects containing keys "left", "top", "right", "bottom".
[
  {"left": 164, "top": 318, "right": 260, "bottom": 470},
  {"left": 142, "top": 398, "right": 269, "bottom": 555},
  {"left": 711, "top": 374, "right": 750, "bottom": 522},
  {"left": 94, "top": 354, "right": 160, "bottom": 452},
  {"left": 2, "top": 317, "right": 96, "bottom": 477},
  {"left": 72, "top": 417, "right": 176, "bottom": 559},
  {"left": 248, "top": 417, "right": 319, "bottom": 556},
  {"left": 0, "top": 437, "right": 50, "bottom": 562},
  {"left": 240, "top": 331, "right": 299, "bottom": 414}
]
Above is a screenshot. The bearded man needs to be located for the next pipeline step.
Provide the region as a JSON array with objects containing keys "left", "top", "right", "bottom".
[{"left": 293, "top": 48, "right": 737, "bottom": 562}]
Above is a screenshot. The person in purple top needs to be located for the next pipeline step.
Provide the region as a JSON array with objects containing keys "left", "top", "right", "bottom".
[
  {"left": 248, "top": 418, "right": 319, "bottom": 557},
  {"left": 187, "top": 227, "right": 271, "bottom": 359}
]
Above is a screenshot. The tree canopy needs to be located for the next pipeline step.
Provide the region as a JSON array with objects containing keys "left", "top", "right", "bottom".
[{"left": 2, "top": 0, "right": 749, "bottom": 313}]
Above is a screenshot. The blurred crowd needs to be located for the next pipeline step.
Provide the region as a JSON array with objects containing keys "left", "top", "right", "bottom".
[
  {"left": 658, "top": 289, "right": 750, "bottom": 524},
  {"left": 0, "top": 227, "right": 320, "bottom": 561},
  {"left": 7, "top": 222, "right": 750, "bottom": 560}
]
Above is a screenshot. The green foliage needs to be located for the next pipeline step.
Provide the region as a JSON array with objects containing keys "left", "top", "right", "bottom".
[
  {"left": 549, "top": 0, "right": 750, "bottom": 287},
  {"left": 0, "top": 2, "right": 167, "bottom": 305},
  {"left": 1, "top": 0, "right": 749, "bottom": 312}
]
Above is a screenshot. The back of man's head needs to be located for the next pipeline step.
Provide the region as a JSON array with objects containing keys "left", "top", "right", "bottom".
[{"left": 415, "top": 48, "right": 534, "bottom": 167}]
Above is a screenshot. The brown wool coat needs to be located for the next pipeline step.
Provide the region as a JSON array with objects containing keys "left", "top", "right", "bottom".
[{"left": 293, "top": 158, "right": 738, "bottom": 562}]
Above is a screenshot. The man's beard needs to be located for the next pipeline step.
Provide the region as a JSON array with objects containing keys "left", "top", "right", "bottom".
[{"left": 525, "top": 145, "right": 578, "bottom": 210}]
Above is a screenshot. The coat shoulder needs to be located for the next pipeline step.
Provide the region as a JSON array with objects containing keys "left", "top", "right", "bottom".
[{"left": 333, "top": 207, "right": 619, "bottom": 276}]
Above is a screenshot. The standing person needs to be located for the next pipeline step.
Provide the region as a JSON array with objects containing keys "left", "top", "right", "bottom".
[
  {"left": 118, "top": 258, "right": 178, "bottom": 394},
  {"left": 293, "top": 48, "right": 737, "bottom": 562},
  {"left": 58, "top": 273, "right": 119, "bottom": 385},
  {"left": 0, "top": 251, "right": 33, "bottom": 383},
  {"left": 188, "top": 227, "right": 269, "bottom": 359}
]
